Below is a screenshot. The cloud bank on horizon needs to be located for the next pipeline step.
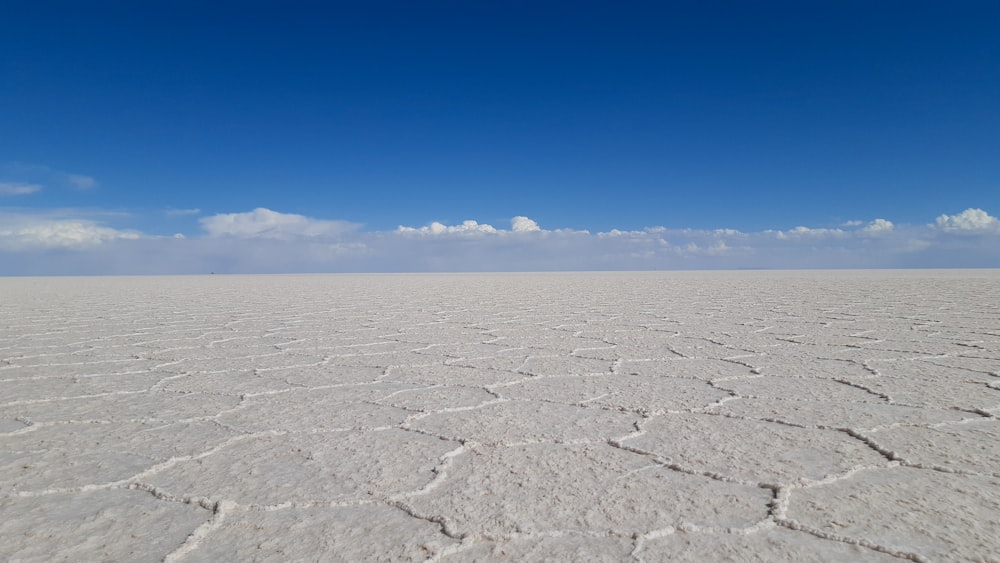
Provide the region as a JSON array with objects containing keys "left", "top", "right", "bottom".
[
  {"left": 1, "top": 206, "right": 998, "bottom": 275},
  {"left": 3, "top": 4, "right": 997, "bottom": 275}
]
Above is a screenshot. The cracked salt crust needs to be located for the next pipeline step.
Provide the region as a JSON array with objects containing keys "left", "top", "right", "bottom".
[
  {"left": 408, "top": 400, "right": 641, "bottom": 445},
  {"left": 785, "top": 466, "right": 1000, "bottom": 561},
  {"left": 708, "top": 397, "right": 970, "bottom": 430},
  {"left": 188, "top": 504, "right": 460, "bottom": 561},
  {"left": 499, "top": 374, "right": 730, "bottom": 413},
  {"left": 408, "top": 443, "right": 772, "bottom": 537},
  {"left": 637, "top": 526, "right": 902, "bottom": 562},
  {"left": 622, "top": 413, "right": 888, "bottom": 486},
  {"left": 0, "top": 489, "right": 211, "bottom": 560},
  {"left": 436, "top": 534, "right": 635, "bottom": 561},
  {"left": 1, "top": 270, "right": 999, "bottom": 561},
  {"left": 619, "top": 357, "right": 753, "bottom": 380},
  {"left": 713, "top": 376, "right": 888, "bottom": 403},
  {"left": 867, "top": 419, "right": 1000, "bottom": 475}
]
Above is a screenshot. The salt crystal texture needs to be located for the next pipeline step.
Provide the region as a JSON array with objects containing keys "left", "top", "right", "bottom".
[{"left": 1, "top": 270, "right": 998, "bottom": 561}]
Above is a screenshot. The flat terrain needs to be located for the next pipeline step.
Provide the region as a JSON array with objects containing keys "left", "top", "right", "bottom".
[{"left": 2, "top": 271, "right": 999, "bottom": 562}]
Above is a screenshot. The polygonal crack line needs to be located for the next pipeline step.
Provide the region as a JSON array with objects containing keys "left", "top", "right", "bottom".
[
  {"left": 149, "top": 371, "right": 195, "bottom": 390},
  {"left": 390, "top": 442, "right": 469, "bottom": 501},
  {"left": 920, "top": 358, "right": 1000, "bottom": 378},
  {"left": 201, "top": 407, "right": 258, "bottom": 435},
  {"left": 252, "top": 358, "right": 328, "bottom": 373},
  {"left": 898, "top": 461, "right": 1000, "bottom": 480},
  {"left": 720, "top": 355, "right": 764, "bottom": 369},
  {"left": 606, "top": 435, "right": 774, "bottom": 493},
  {"left": 687, "top": 410, "right": 814, "bottom": 432},
  {"left": 863, "top": 411, "right": 996, "bottom": 434},
  {"left": 113, "top": 430, "right": 281, "bottom": 491},
  {"left": 706, "top": 339, "right": 758, "bottom": 357},
  {"left": 629, "top": 519, "right": 784, "bottom": 563},
  {"left": 832, "top": 378, "right": 895, "bottom": 402},
  {"left": 383, "top": 498, "right": 476, "bottom": 546},
  {"left": 851, "top": 426, "right": 1000, "bottom": 479},
  {"left": 151, "top": 491, "right": 414, "bottom": 562},
  {"left": 4, "top": 476, "right": 133, "bottom": 500},
  {"left": 568, "top": 344, "right": 618, "bottom": 358},
  {"left": 0, "top": 414, "right": 234, "bottom": 437},
  {"left": 393, "top": 422, "right": 474, "bottom": 447},
  {"left": 578, "top": 391, "right": 614, "bottom": 406},
  {"left": 774, "top": 516, "right": 928, "bottom": 563},
  {"left": 125, "top": 480, "right": 221, "bottom": 513},
  {"left": 0, "top": 388, "right": 149, "bottom": 408},
  {"left": 873, "top": 349, "right": 953, "bottom": 360},
  {"left": 959, "top": 406, "right": 999, "bottom": 419},
  {"left": 376, "top": 379, "right": 502, "bottom": 402},
  {"left": 427, "top": 529, "right": 645, "bottom": 563},
  {"left": 684, "top": 393, "right": 740, "bottom": 413},
  {"left": 0, "top": 418, "right": 34, "bottom": 436},
  {"left": 481, "top": 391, "right": 661, "bottom": 418},
  {"left": 237, "top": 379, "right": 415, "bottom": 401},
  {"left": 369, "top": 384, "right": 443, "bottom": 405},
  {"left": 1, "top": 367, "right": 152, "bottom": 384},
  {"left": 400, "top": 398, "right": 510, "bottom": 427},
  {"left": 478, "top": 373, "right": 538, "bottom": 390},
  {"left": 709, "top": 373, "right": 766, "bottom": 388}
]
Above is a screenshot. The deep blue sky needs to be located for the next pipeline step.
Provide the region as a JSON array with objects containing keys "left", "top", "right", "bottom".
[{"left": 1, "top": 1, "right": 999, "bottom": 274}]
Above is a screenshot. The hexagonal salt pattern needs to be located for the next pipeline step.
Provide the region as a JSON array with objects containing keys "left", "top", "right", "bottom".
[{"left": 1, "top": 270, "right": 998, "bottom": 560}]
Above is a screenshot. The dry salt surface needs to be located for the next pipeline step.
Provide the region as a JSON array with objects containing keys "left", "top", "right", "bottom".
[{"left": 1, "top": 271, "right": 999, "bottom": 562}]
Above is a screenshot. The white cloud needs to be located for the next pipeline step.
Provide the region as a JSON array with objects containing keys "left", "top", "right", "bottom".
[
  {"left": 0, "top": 219, "right": 140, "bottom": 249},
  {"left": 597, "top": 229, "right": 630, "bottom": 238},
  {"left": 598, "top": 226, "right": 674, "bottom": 238},
  {"left": 674, "top": 240, "right": 734, "bottom": 256},
  {"left": 861, "top": 218, "right": 894, "bottom": 234},
  {"left": 200, "top": 208, "right": 360, "bottom": 239},
  {"left": 2, "top": 207, "right": 999, "bottom": 274},
  {"left": 396, "top": 216, "right": 563, "bottom": 237},
  {"left": 713, "top": 228, "right": 743, "bottom": 236},
  {"left": 934, "top": 208, "right": 1000, "bottom": 233},
  {"left": 511, "top": 216, "right": 541, "bottom": 232},
  {"left": 397, "top": 219, "right": 506, "bottom": 236},
  {"left": 772, "top": 226, "right": 846, "bottom": 240},
  {"left": 0, "top": 182, "right": 42, "bottom": 196},
  {"left": 599, "top": 228, "right": 645, "bottom": 238}
]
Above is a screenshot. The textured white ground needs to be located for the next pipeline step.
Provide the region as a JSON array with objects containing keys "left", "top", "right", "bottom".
[{"left": 1, "top": 271, "right": 999, "bottom": 562}]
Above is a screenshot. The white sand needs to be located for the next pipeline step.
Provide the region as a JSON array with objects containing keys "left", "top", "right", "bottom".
[{"left": 1, "top": 270, "right": 999, "bottom": 561}]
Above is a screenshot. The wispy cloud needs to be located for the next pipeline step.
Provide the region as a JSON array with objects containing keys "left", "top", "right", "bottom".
[
  {"left": 770, "top": 226, "right": 847, "bottom": 240},
  {"left": 66, "top": 174, "right": 98, "bottom": 190},
  {"left": 0, "top": 163, "right": 98, "bottom": 192},
  {"left": 0, "top": 182, "right": 42, "bottom": 196},
  {"left": 165, "top": 208, "right": 201, "bottom": 216},
  {"left": 1, "top": 207, "right": 998, "bottom": 275},
  {"left": 200, "top": 208, "right": 361, "bottom": 239}
]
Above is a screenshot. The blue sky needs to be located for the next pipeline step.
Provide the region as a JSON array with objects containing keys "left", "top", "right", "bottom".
[{"left": 2, "top": 1, "right": 999, "bottom": 274}]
